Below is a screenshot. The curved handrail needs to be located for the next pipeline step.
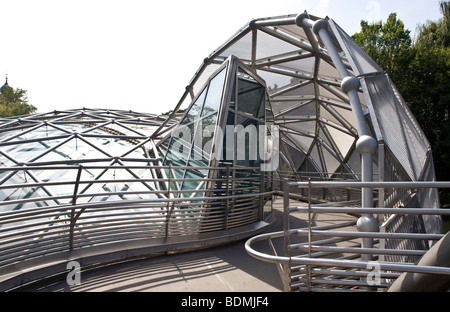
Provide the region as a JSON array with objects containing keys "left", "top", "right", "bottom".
[
  {"left": 245, "top": 179, "right": 450, "bottom": 292},
  {"left": 0, "top": 164, "right": 273, "bottom": 290}
]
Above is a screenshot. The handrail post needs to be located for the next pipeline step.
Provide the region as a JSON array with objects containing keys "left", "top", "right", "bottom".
[
  {"left": 72, "top": 165, "right": 83, "bottom": 206},
  {"left": 282, "top": 178, "right": 292, "bottom": 291},
  {"left": 69, "top": 209, "right": 75, "bottom": 251},
  {"left": 224, "top": 165, "right": 230, "bottom": 230},
  {"left": 69, "top": 165, "right": 83, "bottom": 251},
  {"left": 306, "top": 178, "right": 312, "bottom": 291},
  {"left": 165, "top": 165, "right": 172, "bottom": 238},
  {"left": 301, "top": 15, "right": 380, "bottom": 261},
  {"left": 356, "top": 136, "right": 379, "bottom": 261},
  {"left": 259, "top": 169, "right": 264, "bottom": 221}
]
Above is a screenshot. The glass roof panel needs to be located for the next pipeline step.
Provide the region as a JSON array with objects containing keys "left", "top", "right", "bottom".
[
  {"left": 256, "top": 29, "right": 304, "bottom": 60},
  {"left": 219, "top": 31, "right": 253, "bottom": 61},
  {"left": 283, "top": 132, "right": 314, "bottom": 155},
  {"left": 181, "top": 88, "right": 207, "bottom": 125},
  {"left": 202, "top": 67, "right": 227, "bottom": 117},
  {"left": 318, "top": 141, "right": 341, "bottom": 176},
  {"left": 237, "top": 69, "right": 265, "bottom": 117},
  {"left": 276, "top": 57, "right": 316, "bottom": 76},
  {"left": 191, "top": 113, "right": 218, "bottom": 169},
  {"left": 192, "top": 63, "right": 221, "bottom": 96},
  {"left": 256, "top": 69, "right": 292, "bottom": 92},
  {"left": 323, "top": 124, "right": 355, "bottom": 158}
]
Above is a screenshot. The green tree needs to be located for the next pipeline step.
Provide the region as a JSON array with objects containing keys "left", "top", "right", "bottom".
[
  {"left": 352, "top": 13, "right": 413, "bottom": 94},
  {"left": 0, "top": 85, "right": 37, "bottom": 117},
  {"left": 406, "top": 1, "right": 450, "bottom": 201},
  {"left": 416, "top": 1, "right": 450, "bottom": 48},
  {"left": 352, "top": 2, "right": 450, "bottom": 206}
]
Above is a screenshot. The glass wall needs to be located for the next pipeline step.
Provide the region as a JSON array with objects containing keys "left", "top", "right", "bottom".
[
  {"left": 161, "top": 63, "right": 229, "bottom": 197},
  {"left": 0, "top": 110, "right": 162, "bottom": 212},
  {"left": 222, "top": 67, "right": 268, "bottom": 169},
  {"left": 159, "top": 56, "right": 276, "bottom": 205}
]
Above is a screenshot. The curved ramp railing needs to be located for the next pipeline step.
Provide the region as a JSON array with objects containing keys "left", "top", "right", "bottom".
[
  {"left": 0, "top": 164, "right": 273, "bottom": 291},
  {"left": 246, "top": 180, "right": 450, "bottom": 292}
]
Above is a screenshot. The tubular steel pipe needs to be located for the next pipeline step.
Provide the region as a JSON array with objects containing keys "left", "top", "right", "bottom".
[
  {"left": 246, "top": 178, "right": 450, "bottom": 292},
  {"left": 245, "top": 233, "right": 450, "bottom": 275},
  {"left": 288, "top": 181, "right": 450, "bottom": 188},
  {"left": 296, "top": 14, "right": 379, "bottom": 262},
  {"left": 289, "top": 206, "right": 450, "bottom": 215}
]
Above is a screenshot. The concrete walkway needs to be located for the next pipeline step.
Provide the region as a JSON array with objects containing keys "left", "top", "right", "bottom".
[{"left": 30, "top": 197, "right": 356, "bottom": 292}]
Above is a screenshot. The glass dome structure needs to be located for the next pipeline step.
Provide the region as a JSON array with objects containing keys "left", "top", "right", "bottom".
[
  {"left": 1, "top": 12, "right": 439, "bottom": 215},
  {"left": 0, "top": 11, "right": 442, "bottom": 290},
  {"left": 151, "top": 12, "right": 439, "bottom": 211},
  {"left": 0, "top": 109, "right": 173, "bottom": 211}
]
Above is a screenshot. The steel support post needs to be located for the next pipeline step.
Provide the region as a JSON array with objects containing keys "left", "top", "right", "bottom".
[
  {"left": 69, "top": 165, "right": 83, "bottom": 251},
  {"left": 282, "top": 178, "right": 292, "bottom": 291},
  {"left": 296, "top": 14, "right": 379, "bottom": 260},
  {"left": 357, "top": 137, "right": 379, "bottom": 261}
]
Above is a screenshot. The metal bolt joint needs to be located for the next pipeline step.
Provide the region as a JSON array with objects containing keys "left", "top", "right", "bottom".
[
  {"left": 312, "top": 19, "right": 329, "bottom": 35},
  {"left": 295, "top": 13, "right": 310, "bottom": 27},
  {"left": 357, "top": 215, "right": 378, "bottom": 232},
  {"left": 356, "top": 135, "right": 378, "bottom": 155},
  {"left": 341, "top": 76, "right": 360, "bottom": 93}
]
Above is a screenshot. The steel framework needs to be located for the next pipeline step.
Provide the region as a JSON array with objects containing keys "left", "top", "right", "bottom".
[
  {"left": 246, "top": 180, "right": 450, "bottom": 292},
  {"left": 0, "top": 11, "right": 447, "bottom": 291}
]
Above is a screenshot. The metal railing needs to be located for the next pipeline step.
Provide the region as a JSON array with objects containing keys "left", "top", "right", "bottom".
[
  {"left": 0, "top": 164, "right": 273, "bottom": 290},
  {"left": 246, "top": 179, "right": 450, "bottom": 292}
]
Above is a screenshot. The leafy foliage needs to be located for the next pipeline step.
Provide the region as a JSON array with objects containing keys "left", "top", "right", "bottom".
[
  {"left": 351, "top": 13, "right": 413, "bottom": 95},
  {"left": 0, "top": 86, "right": 37, "bottom": 117},
  {"left": 352, "top": 1, "right": 450, "bottom": 206}
]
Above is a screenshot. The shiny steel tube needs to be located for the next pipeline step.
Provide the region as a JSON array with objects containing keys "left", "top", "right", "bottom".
[
  {"left": 246, "top": 234, "right": 450, "bottom": 275},
  {"left": 296, "top": 13, "right": 378, "bottom": 261}
]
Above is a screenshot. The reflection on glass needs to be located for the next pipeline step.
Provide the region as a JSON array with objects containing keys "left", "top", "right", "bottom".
[
  {"left": 182, "top": 87, "right": 207, "bottom": 125},
  {"left": 202, "top": 68, "right": 226, "bottom": 117},
  {"left": 235, "top": 117, "right": 262, "bottom": 168},
  {"left": 237, "top": 69, "right": 265, "bottom": 117},
  {"left": 181, "top": 169, "right": 204, "bottom": 193},
  {"left": 161, "top": 65, "right": 228, "bottom": 198}
]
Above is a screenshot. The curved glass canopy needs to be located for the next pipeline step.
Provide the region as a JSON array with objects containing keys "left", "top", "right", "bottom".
[
  {"left": 0, "top": 109, "right": 172, "bottom": 212},
  {"left": 0, "top": 12, "right": 439, "bottom": 218},
  {"left": 151, "top": 12, "right": 437, "bottom": 208},
  {"left": 0, "top": 13, "right": 444, "bottom": 292}
]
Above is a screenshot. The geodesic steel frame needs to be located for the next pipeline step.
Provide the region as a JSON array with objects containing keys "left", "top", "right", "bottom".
[
  {"left": 0, "top": 108, "right": 175, "bottom": 209},
  {"left": 0, "top": 108, "right": 273, "bottom": 288},
  {"left": 152, "top": 12, "right": 439, "bottom": 214},
  {"left": 0, "top": 11, "right": 444, "bottom": 291},
  {"left": 152, "top": 13, "right": 369, "bottom": 183}
]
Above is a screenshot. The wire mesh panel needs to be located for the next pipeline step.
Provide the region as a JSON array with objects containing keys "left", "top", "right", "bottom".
[
  {"left": 0, "top": 11, "right": 444, "bottom": 292},
  {"left": 364, "top": 74, "right": 429, "bottom": 181}
]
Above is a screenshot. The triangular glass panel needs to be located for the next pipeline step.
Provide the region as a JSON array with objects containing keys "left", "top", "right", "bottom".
[
  {"left": 31, "top": 135, "right": 110, "bottom": 165},
  {"left": 201, "top": 67, "right": 227, "bottom": 117},
  {"left": 0, "top": 170, "right": 59, "bottom": 212},
  {"left": 5, "top": 123, "right": 71, "bottom": 143},
  {"left": 236, "top": 68, "right": 265, "bottom": 117},
  {"left": 181, "top": 87, "right": 207, "bottom": 126}
]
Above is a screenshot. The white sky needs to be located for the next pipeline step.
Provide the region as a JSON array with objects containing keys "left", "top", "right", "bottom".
[{"left": 0, "top": 0, "right": 443, "bottom": 115}]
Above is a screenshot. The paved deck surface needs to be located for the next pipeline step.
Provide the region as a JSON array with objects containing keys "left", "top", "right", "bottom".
[{"left": 29, "top": 197, "right": 356, "bottom": 292}]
